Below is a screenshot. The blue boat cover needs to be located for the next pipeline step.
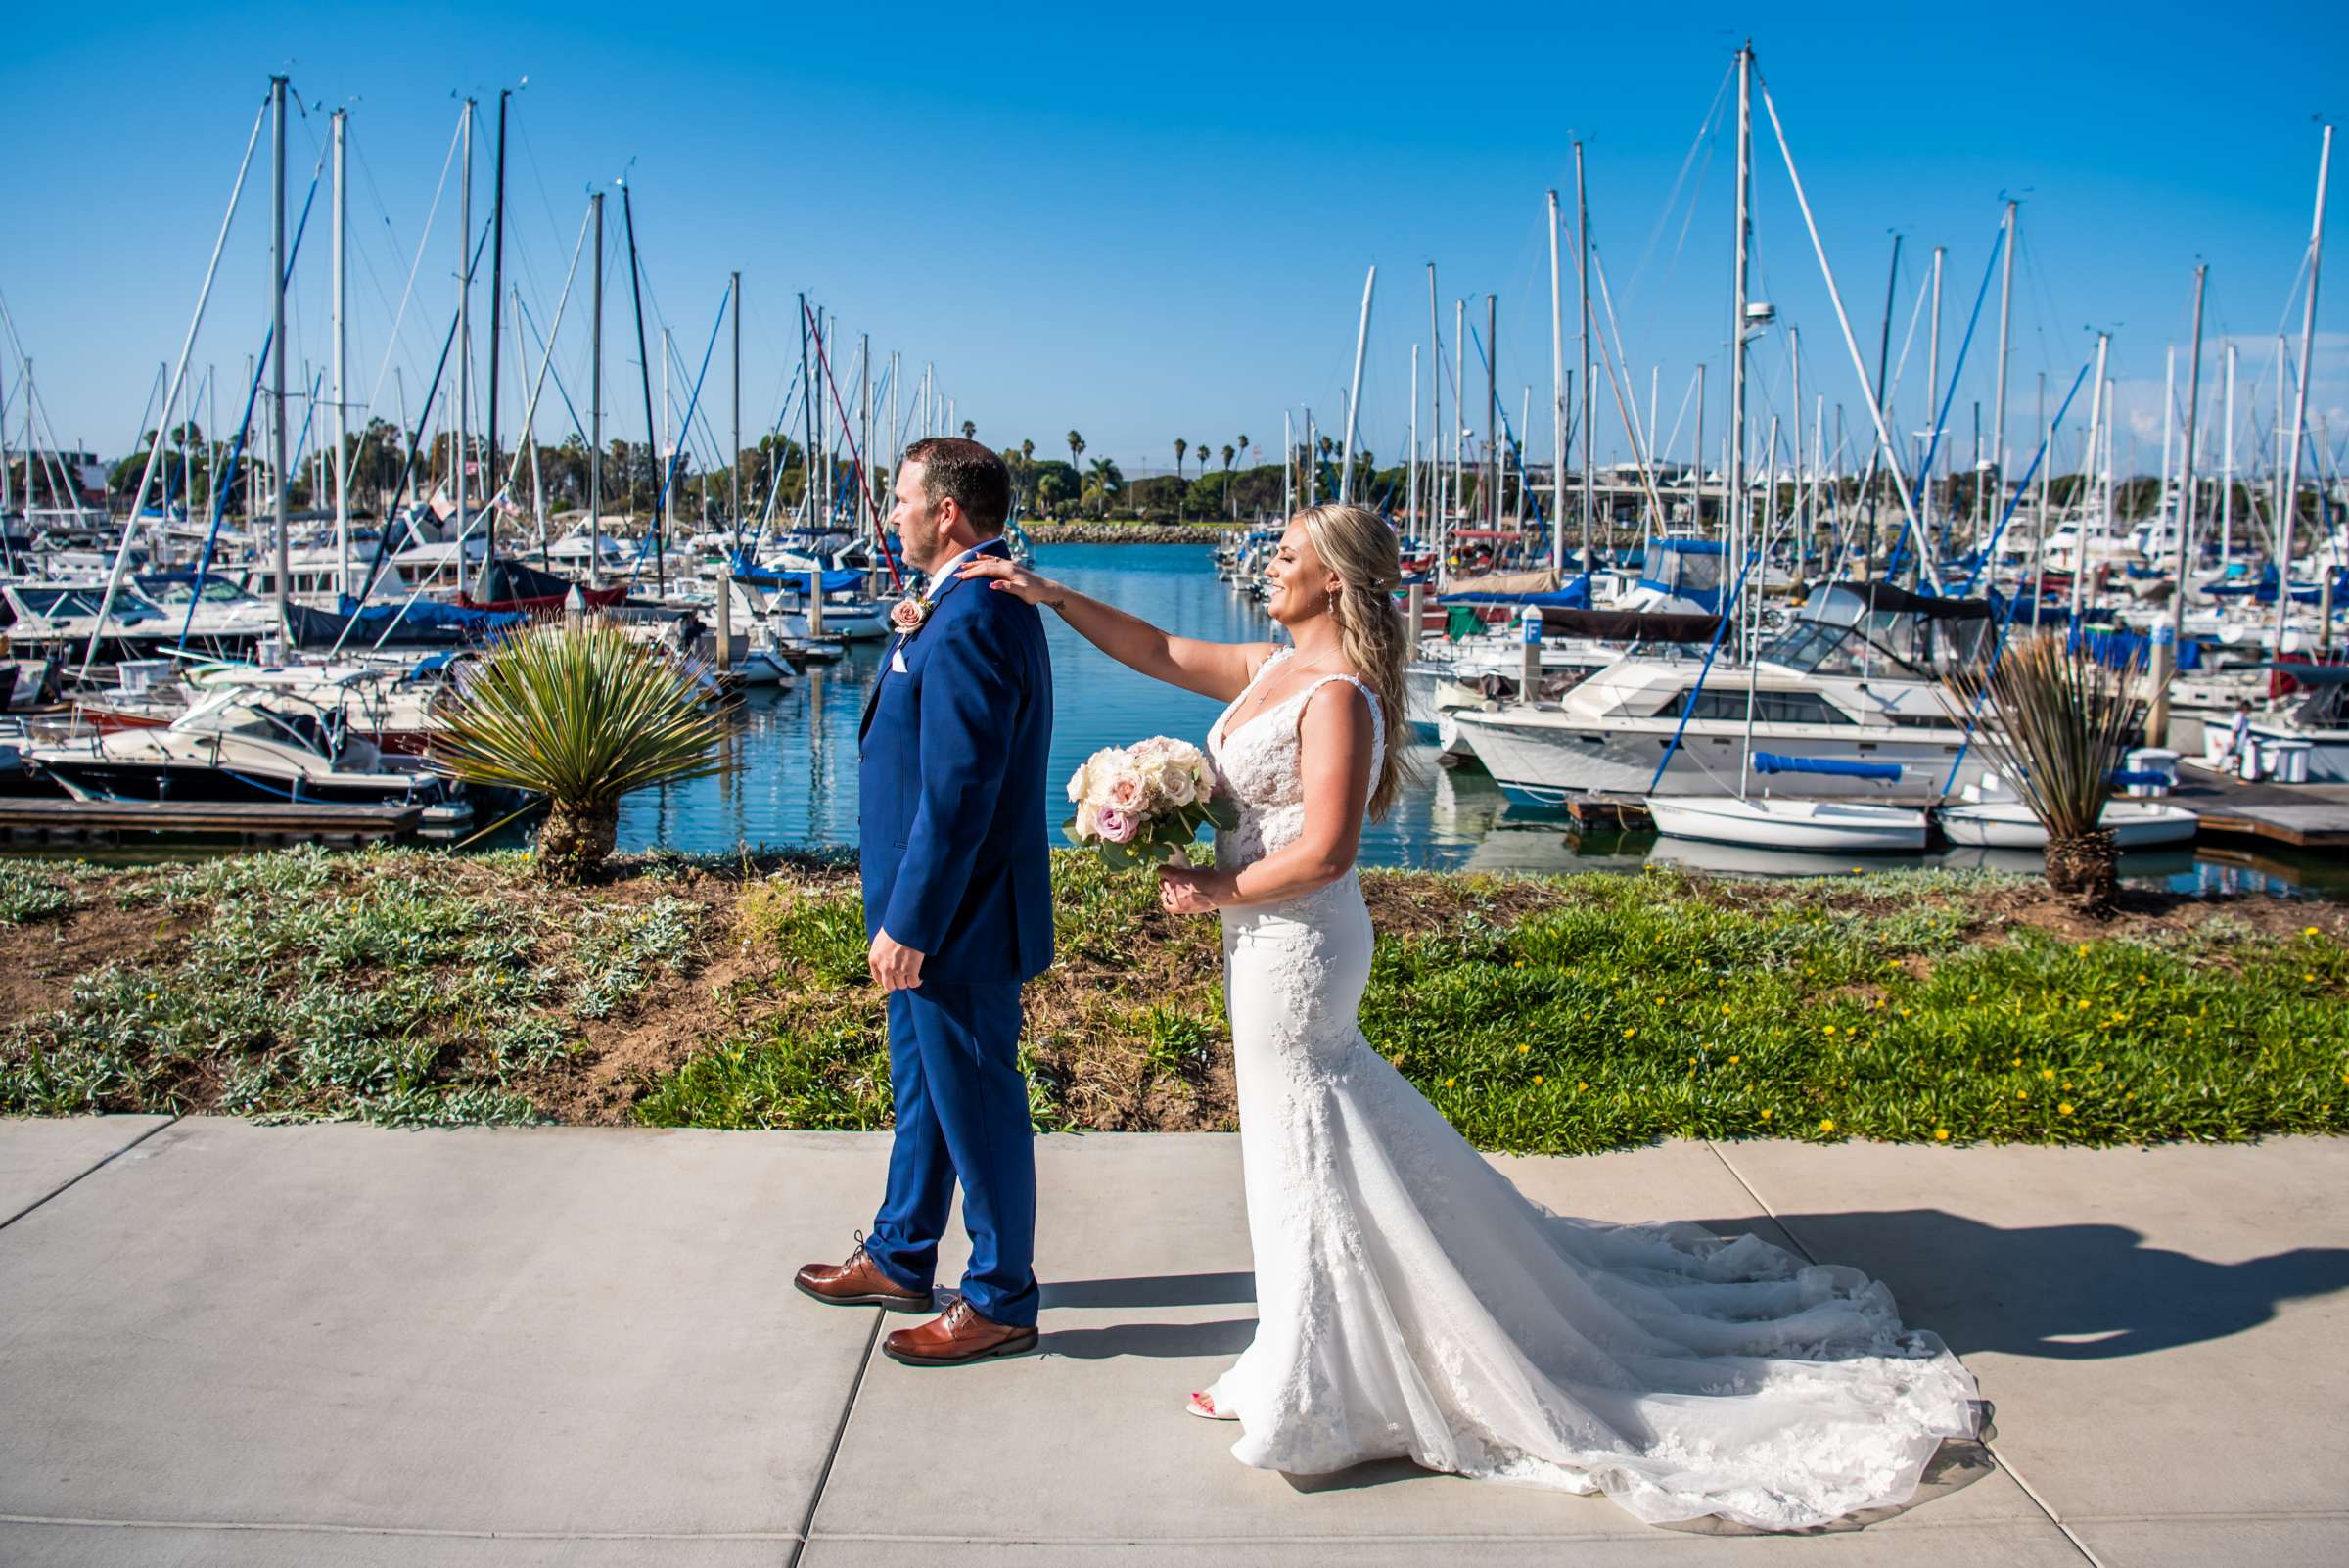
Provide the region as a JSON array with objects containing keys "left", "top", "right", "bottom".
[
  {"left": 1436, "top": 576, "right": 1592, "bottom": 611},
  {"left": 1752, "top": 753, "right": 1904, "bottom": 782}
]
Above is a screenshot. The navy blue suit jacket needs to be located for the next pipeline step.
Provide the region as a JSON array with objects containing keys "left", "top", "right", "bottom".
[{"left": 858, "top": 541, "right": 1055, "bottom": 986}]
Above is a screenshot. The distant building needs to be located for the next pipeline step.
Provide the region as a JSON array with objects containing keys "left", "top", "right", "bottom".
[{"left": 5, "top": 448, "right": 109, "bottom": 507}]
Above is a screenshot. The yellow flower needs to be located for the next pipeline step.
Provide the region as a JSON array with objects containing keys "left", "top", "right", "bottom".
[
  {"left": 1512, "top": 960, "right": 1524, "bottom": 968},
  {"left": 1624, "top": 1027, "right": 1637, "bottom": 1038},
  {"left": 1759, "top": 1108, "right": 1773, "bottom": 1121},
  {"left": 2016, "top": 1090, "right": 2028, "bottom": 1100},
  {"left": 1727, "top": 1055, "right": 1741, "bottom": 1064},
  {"left": 1444, "top": 1077, "right": 1455, "bottom": 1087},
  {"left": 2076, "top": 944, "right": 2090, "bottom": 957},
  {"left": 1822, "top": 1025, "right": 1837, "bottom": 1036},
  {"left": 2306, "top": 926, "right": 2322, "bottom": 937},
  {"left": 1722, "top": 1003, "right": 1732, "bottom": 1015},
  {"left": 1533, "top": 1075, "right": 1544, "bottom": 1084},
  {"left": 1934, "top": 1128, "right": 1952, "bottom": 1141},
  {"left": 2306, "top": 973, "right": 2319, "bottom": 983},
  {"left": 2059, "top": 1102, "right": 2075, "bottom": 1116},
  {"left": 1577, "top": 1081, "right": 1588, "bottom": 1091},
  {"left": 1517, "top": 1044, "right": 1530, "bottom": 1054},
  {"left": 2042, "top": 1068, "right": 2056, "bottom": 1081},
  {"left": 1819, "top": 1118, "right": 1835, "bottom": 1132}
]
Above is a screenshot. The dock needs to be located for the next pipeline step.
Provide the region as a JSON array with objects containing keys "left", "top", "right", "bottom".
[
  {"left": 1543, "top": 767, "right": 2349, "bottom": 853},
  {"left": 2169, "top": 764, "right": 2349, "bottom": 849},
  {"left": 0, "top": 797, "right": 427, "bottom": 849}
]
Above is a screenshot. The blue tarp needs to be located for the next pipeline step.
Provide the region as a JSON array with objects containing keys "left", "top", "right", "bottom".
[
  {"left": 727, "top": 553, "right": 864, "bottom": 593},
  {"left": 2070, "top": 626, "right": 2204, "bottom": 673},
  {"left": 1437, "top": 576, "right": 1592, "bottom": 611},
  {"left": 334, "top": 596, "right": 522, "bottom": 631},
  {"left": 1752, "top": 753, "right": 1905, "bottom": 782}
]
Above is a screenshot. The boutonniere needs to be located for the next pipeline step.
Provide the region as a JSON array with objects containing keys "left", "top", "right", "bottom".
[{"left": 889, "top": 595, "right": 931, "bottom": 635}]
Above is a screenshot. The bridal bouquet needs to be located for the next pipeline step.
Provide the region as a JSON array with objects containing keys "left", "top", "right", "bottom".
[{"left": 1064, "top": 737, "right": 1238, "bottom": 868}]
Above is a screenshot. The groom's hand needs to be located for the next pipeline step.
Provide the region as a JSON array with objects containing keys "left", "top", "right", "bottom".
[{"left": 869, "top": 928, "right": 926, "bottom": 991}]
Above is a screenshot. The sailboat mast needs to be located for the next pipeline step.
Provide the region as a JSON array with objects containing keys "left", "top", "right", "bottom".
[
  {"left": 332, "top": 106, "right": 349, "bottom": 601},
  {"left": 1991, "top": 200, "right": 2016, "bottom": 542},
  {"left": 1727, "top": 42, "right": 1752, "bottom": 649},
  {"left": 2272, "top": 124, "right": 2332, "bottom": 658},
  {"left": 2074, "top": 333, "right": 2107, "bottom": 626},
  {"left": 2152, "top": 265, "right": 2208, "bottom": 744},
  {"left": 2220, "top": 344, "right": 2236, "bottom": 567},
  {"left": 1339, "top": 265, "right": 1374, "bottom": 504},
  {"left": 1921, "top": 245, "right": 1941, "bottom": 554},
  {"left": 456, "top": 99, "right": 473, "bottom": 554},
  {"left": 270, "top": 73, "right": 290, "bottom": 635},
  {"left": 730, "top": 270, "right": 742, "bottom": 529},
  {"left": 588, "top": 190, "right": 604, "bottom": 591},
  {"left": 1425, "top": 263, "right": 1441, "bottom": 571},
  {"left": 485, "top": 88, "right": 508, "bottom": 576},
  {"left": 621, "top": 178, "right": 658, "bottom": 596},
  {"left": 1407, "top": 344, "right": 1419, "bottom": 532},
  {"left": 1548, "top": 185, "right": 1565, "bottom": 571},
  {"left": 1576, "top": 145, "right": 1594, "bottom": 570}
]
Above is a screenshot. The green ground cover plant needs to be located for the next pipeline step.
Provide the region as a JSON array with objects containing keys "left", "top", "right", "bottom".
[{"left": 2, "top": 847, "right": 2342, "bottom": 1151}]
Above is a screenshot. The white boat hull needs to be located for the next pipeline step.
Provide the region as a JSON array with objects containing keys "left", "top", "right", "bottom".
[
  {"left": 1643, "top": 795, "right": 1929, "bottom": 852},
  {"left": 1935, "top": 800, "right": 2199, "bottom": 850},
  {"left": 1458, "top": 711, "right": 1984, "bottom": 804}
]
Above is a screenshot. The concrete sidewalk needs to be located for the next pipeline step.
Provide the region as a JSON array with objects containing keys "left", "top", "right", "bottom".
[{"left": 1, "top": 1120, "right": 2343, "bottom": 1567}]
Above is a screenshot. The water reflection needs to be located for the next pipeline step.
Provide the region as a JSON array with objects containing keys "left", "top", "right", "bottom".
[{"left": 603, "top": 544, "right": 2339, "bottom": 900}]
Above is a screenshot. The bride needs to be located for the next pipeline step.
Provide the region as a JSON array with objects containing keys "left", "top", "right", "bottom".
[{"left": 958, "top": 504, "right": 1981, "bottom": 1531}]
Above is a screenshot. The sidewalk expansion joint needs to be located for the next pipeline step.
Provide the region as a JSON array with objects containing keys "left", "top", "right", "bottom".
[
  {"left": 0, "top": 1516, "right": 802, "bottom": 1542},
  {"left": 787, "top": 1306, "right": 885, "bottom": 1568},
  {"left": 0, "top": 1115, "right": 181, "bottom": 1234},
  {"left": 1701, "top": 1140, "right": 2106, "bottom": 1568}
]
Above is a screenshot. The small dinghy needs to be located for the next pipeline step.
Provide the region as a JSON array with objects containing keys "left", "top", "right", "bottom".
[{"left": 1646, "top": 754, "right": 1927, "bottom": 853}]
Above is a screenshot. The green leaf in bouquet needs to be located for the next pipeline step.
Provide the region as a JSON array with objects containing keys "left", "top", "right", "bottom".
[{"left": 1200, "top": 793, "right": 1240, "bottom": 832}]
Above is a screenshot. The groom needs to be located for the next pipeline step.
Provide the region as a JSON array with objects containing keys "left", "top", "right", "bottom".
[{"left": 797, "top": 437, "right": 1054, "bottom": 1366}]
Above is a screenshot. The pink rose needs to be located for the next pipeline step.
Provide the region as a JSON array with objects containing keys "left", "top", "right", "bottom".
[
  {"left": 1104, "top": 773, "right": 1146, "bottom": 812},
  {"left": 1095, "top": 807, "right": 1137, "bottom": 844}
]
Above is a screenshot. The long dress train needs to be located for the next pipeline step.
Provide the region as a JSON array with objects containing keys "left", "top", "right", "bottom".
[{"left": 1199, "top": 649, "right": 1981, "bottom": 1531}]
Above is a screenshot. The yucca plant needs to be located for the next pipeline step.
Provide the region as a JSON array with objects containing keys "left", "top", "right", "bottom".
[
  {"left": 432, "top": 622, "right": 732, "bottom": 883},
  {"left": 1944, "top": 630, "right": 2165, "bottom": 915}
]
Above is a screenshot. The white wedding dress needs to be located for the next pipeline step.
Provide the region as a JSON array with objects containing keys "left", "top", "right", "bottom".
[{"left": 1198, "top": 649, "right": 1982, "bottom": 1531}]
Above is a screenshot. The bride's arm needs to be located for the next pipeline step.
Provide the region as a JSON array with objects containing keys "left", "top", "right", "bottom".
[
  {"left": 1166, "top": 682, "right": 1372, "bottom": 911},
  {"left": 958, "top": 555, "right": 1274, "bottom": 701}
]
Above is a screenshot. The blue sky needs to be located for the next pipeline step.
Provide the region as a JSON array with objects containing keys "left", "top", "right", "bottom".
[{"left": 7, "top": 1, "right": 2345, "bottom": 485}]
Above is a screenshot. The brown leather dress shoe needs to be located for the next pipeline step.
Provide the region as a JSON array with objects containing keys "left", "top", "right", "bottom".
[
  {"left": 881, "top": 1297, "right": 1039, "bottom": 1367},
  {"left": 794, "top": 1236, "right": 933, "bottom": 1311}
]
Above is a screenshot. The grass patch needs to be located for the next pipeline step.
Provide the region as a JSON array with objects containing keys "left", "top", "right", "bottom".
[
  {"left": 0, "top": 846, "right": 709, "bottom": 1127},
  {"left": 0, "top": 848, "right": 2342, "bottom": 1151}
]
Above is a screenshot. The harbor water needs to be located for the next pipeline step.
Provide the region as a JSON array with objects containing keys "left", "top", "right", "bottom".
[{"left": 614, "top": 545, "right": 2343, "bottom": 899}]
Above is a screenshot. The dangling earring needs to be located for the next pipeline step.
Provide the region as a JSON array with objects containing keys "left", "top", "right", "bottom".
[{"left": 1326, "top": 583, "right": 1339, "bottom": 618}]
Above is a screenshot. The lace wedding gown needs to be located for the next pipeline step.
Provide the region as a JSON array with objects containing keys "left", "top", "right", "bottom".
[{"left": 1197, "top": 649, "right": 1981, "bottom": 1531}]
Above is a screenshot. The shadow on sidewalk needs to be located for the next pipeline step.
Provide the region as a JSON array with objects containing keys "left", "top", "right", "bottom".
[{"left": 1764, "top": 1209, "right": 2349, "bottom": 1360}]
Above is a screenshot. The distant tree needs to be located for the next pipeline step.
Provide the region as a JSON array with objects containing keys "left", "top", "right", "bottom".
[
  {"left": 1020, "top": 438, "right": 1036, "bottom": 468},
  {"left": 961, "top": 420, "right": 977, "bottom": 441},
  {"left": 1173, "top": 438, "right": 1187, "bottom": 481},
  {"left": 1083, "top": 456, "right": 1125, "bottom": 519},
  {"left": 1066, "top": 430, "right": 1085, "bottom": 476},
  {"left": 1221, "top": 443, "right": 1237, "bottom": 517}
]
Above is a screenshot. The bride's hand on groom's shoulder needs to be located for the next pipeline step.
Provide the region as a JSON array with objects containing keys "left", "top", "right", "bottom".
[
  {"left": 958, "top": 555, "right": 1062, "bottom": 607},
  {"left": 1156, "top": 864, "right": 1225, "bottom": 916}
]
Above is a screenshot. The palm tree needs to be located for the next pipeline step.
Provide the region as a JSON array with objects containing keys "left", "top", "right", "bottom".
[
  {"left": 1020, "top": 438, "right": 1035, "bottom": 468},
  {"left": 1173, "top": 438, "right": 1187, "bottom": 481},
  {"left": 1943, "top": 631, "right": 2163, "bottom": 916},
  {"left": 433, "top": 622, "right": 731, "bottom": 883},
  {"left": 961, "top": 420, "right": 977, "bottom": 441},
  {"left": 1221, "top": 443, "right": 1237, "bottom": 518},
  {"left": 1066, "top": 430, "right": 1084, "bottom": 471},
  {"left": 1083, "top": 456, "right": 1125, "bottom": 519}
]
